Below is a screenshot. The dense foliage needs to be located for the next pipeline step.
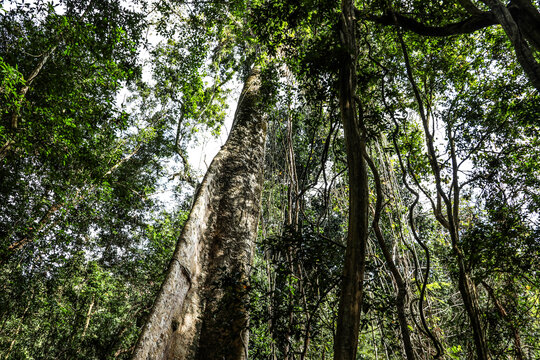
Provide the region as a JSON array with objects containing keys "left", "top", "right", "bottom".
[{"left": 1, "top": 0, "right": 539, "bottom": 359}]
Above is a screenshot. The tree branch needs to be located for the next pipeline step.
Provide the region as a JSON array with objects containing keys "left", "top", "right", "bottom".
[
  {"left": 482, "top": 0, "right": 540, "bottom": 91},
  {"left": 363, "top": 10, "right": 497, "bottom": 37}
]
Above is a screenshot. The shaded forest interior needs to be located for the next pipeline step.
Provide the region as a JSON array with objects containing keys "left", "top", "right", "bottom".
[{"left": 1, "top": 0, "right": 539, "bottom": 359}]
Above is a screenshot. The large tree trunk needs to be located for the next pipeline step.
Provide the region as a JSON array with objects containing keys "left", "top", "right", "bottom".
[
  {"left": 333, "top": 1, "right": 370, "bottom": 359},
  {"left": 132, "top": 67, "right": 267, "bottom": 360}
]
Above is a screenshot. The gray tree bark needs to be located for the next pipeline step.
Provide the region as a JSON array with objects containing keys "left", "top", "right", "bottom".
[{"left": 132, "top": 67, "right": 267, "bottom": 360}]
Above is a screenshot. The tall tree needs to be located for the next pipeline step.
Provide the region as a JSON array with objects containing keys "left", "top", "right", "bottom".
[
  {"left": 333, "top": 0, "right": 370, "bottom": 359},
  {"left": 132, "top": 66, "right": 267, "bottom": 360}
]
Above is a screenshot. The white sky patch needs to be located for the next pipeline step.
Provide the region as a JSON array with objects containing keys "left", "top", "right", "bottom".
[
  {"left": 187, "top": 80, "right": 242, "bottom": 173},
  {"left": 151, "top": 79, "right": 242, "bottom": 211}
]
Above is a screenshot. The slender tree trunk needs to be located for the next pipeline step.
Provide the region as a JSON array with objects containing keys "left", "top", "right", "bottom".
[
  {"left": 448, "top": 134, "right": 490, "bottom": 360},
  {"left": 81, "top": 295, "right": 95, "bottom": 338},
  {"left": 364, "top": 153, "right": 415, "bottom": 360},
  {"left": 333, "top": 1, "right": 370, "bottom": 359},
  {"left": 132, "top": 66, "right": 267, "bottom": 360}
]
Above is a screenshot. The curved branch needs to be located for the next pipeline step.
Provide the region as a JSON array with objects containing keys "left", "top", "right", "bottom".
[
  {"left": 388, "top": 115, "right": 443, "bottom": 359},
  {"left": 363, "top": 11, "right": 497, "bottom": 37}
]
